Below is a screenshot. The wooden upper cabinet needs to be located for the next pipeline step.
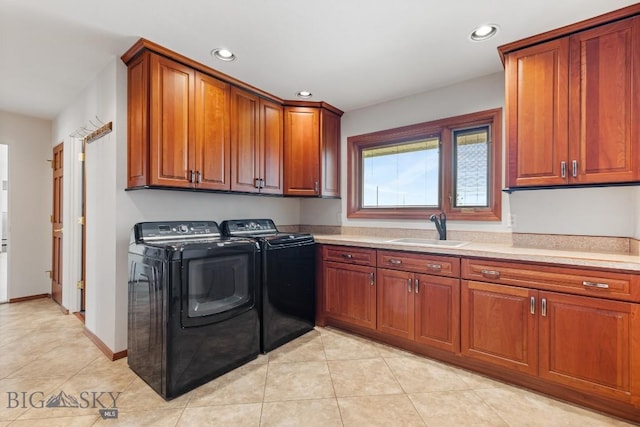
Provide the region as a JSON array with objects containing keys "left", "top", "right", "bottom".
[
  {"left": 258, "top": 98, "right": 284, "bottom": 195},
  {"left": 284, "top": 105, "right": 342, "bottom": 197},
  {"left": 231, "top": 87, "right": 284, "bottom": 194},
  {"left": 231, "top": 87, "right": 260, "bottom": 193},
  {"left": 194, "top": 72, "right": 231, "bottom": 190},
  {"left": 505, "top": 39, "right": 569, "bottom": 188},
  {"left": 149, "top": 54, "right": 194, "bottom": 188},
  {"left": 502, "top": 14, "right": 640, "bottom": 188},
  {"left": 568, "top": 16, "right": 640, "bottom": 184},
  {"left": 126, "top": 53, "right": 149, "bottom": 188}
]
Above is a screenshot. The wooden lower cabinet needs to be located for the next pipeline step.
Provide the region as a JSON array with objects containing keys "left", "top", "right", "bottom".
[
  {"left": 378, "top": 268, "right": 459, "bottom": 352},
  {"left": 462, "top": 279, "right": 640, "bottom": 404},
  {"left": 323, "top": 261, "right": 376, "bottom": 330},
  {"left": 539, "top": 291, "right": 640, "bottom": 404}
]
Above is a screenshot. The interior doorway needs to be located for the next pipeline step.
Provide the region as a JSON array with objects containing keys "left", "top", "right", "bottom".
[
  {"left": 51, "top": 143, "right": 63, "bottom": 305},
  {"left": 0, "top": 144, "right": 8, "bottom": 303}
]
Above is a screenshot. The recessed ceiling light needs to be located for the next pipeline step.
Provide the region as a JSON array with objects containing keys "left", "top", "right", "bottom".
[
  {"left": 211, "top": 48, "right": 236, "bottom": 62},
  {"left": 470, "top": 24, "right": 499, "bottom": 41},
  {"left": 296, "top": 91, "right": 312, "bottom": 99}
]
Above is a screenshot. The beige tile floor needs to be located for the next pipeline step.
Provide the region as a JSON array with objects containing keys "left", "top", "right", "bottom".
[{"left": 0, "top": 298, "right": 635, "bottom": 426}]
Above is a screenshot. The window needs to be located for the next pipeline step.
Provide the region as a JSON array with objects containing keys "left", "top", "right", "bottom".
[{"left": 347, "top": 108, "right": 501, "bottom": 221}]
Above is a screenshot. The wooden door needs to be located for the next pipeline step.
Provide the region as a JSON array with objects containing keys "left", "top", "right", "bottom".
[
  {"left": 149, "top": 54, "right": 194, "bottom": 188},
  {"left": 323, "top": 261, "right": 376, "bottom": 330},
  {"left": 258, "top": 99, "right": 283, "bottom": 195},
  {"left": 414, "top": 274, "right": 460, "bottom": 353},
  {"left": 230, "top": 87, "right": 260, "bottom": 193},
  {"left": 194, "top": 72, "right": 230, "bottom": 190},
  {"left": 51, "top": 143, "right": 63, "bottom": 305},
  {"left": 569, "top": 17, "right": 640, "bottom": 184},
  {"left": 284, "top": 107, "right": 320, "bottom": 196},
  {"left": 539, "top": 291, "right": 639, "bottom": 403},
  {"left": 505, "top": 38, "right": 569, "bottom": 187},
  {"left": 461, "top": 280, "right": 538, "bottom": 375},
  {"left": 320, "top": 109, "right": 341, "bottom": 197},
  {"left": 377, "top": 268, "right": 414, "bottom": 340}
]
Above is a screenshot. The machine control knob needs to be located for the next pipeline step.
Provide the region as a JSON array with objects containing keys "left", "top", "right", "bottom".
[{"left": 178, "top": 224, "right": 189, "bottom": 233}]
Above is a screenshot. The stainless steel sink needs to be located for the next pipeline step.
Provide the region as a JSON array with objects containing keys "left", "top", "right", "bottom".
[{"left": 385, "top": 238, "right": 468, "bottom": 248}]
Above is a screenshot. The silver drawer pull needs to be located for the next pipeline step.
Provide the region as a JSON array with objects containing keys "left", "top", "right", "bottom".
[
  {"left": 582, "top": 281, "right": 609, "bottom": 289},
  {"left": 341, "top": 254, "right": 353, "bottom": 259},
  {"left": 389, "top": 259, "right": 402, "bottom": 265},
  {"left": 530, "top": 296, "right": 535, "bottom": 315},
  {"left": 427, "top": 263, "right": 442, "bottom": 270},
  {"left": 481, "top": 269, "right": 500, "bottom": 278}
]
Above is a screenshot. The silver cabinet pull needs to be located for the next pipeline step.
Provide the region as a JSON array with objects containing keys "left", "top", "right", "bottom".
[
  {"left": 188, "top": 170, "right": 195, "bottom": 183},
  {"left": 541, "top": 298, "right": 547, "bottom": 317},
  {"left": 530, "top": 296, "right": 535, "bottom": 314},
  {"left": 582, "top": 281, "right": 609, "bottom": 289},
  {"left": 572, "top": 160, "right": 578, "bottom": 177},
  {"left": 481, "top": 269, "right": 500, "bottom": 278},
  {"left": 341, "top": 253, "right": 353, "bottom": 259},
  {"left": 389, "top": 259, "right": 402, "bottom": 265},
  {"left": 196, "top": 171, "right": 201, "bottom": 184},
  {"left": 369, "top": 272, "right": 375, "bottom": 286},
  {"left": 561, "top": 161, "right": 566, "bottom": 178},
  {"left": 427, "top": 263, "right": 442, "bottom": 271},
  {"left": 407, "top": 278, "right": 412, "bottom": 293},
  {"left": 314, "top": 181, "right": 319, "bottom": 193},
  {"left": 415, "top": 279, "right": 419, "bottom": 294},
  {"left": 254, "top": 177, "right": 261, "bottom": 188}
]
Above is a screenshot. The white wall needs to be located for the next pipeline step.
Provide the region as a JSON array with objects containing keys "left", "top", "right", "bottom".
[
  {"left": 311, "top": 71, "right": 640, "bottom": 238},
  {"left": 0, "top": 110, "right": 52, "bottom": 300},
  {"left": 54, "top": 58, "right": 302, "bottom": 352}
]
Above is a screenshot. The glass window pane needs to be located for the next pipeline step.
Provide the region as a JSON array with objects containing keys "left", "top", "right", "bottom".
[
  {"left": 362, "top": 137, "right": 440, "bottom": 208},
  {"left": 454, "top": 126, "right": 490, "bottom": 207}
]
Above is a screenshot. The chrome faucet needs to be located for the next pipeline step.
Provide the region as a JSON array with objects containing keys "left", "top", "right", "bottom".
[{"left": 430, "top": 213, "right": 447, "bottom": 240}]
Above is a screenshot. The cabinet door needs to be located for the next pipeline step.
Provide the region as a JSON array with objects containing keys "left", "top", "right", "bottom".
[
  {"left": 320, "top": 109, "right": 341, "bottom": 197},
  {"left": 505, "top": 39, "right": 569, "bottom": 187},
  {"left": 539, "top": 291, "right": 640, "bottom": 403},
  {"left": 377, "top": 268, "right": 414, "bottom": 340},
  {"left": 569, "top": 17, "right": 640, "bottom": 184},
  {"left": 284, "top": 107, "right": 320, "bottom": 196},
  {"left": 259, "top": 99, "right": 284, "bottom": 195},
  {"left": 415, "top": 274, "right": 460, "bottom": 353},
  {"left": 194, "top": 72, "right": 230, "bottom": 190},
  {"left": 324, "top": 261, "right": 376, "bottom": 330},
  {"left": 127, "top": 53, "right": 149, "bottom": 188},
  {"left": 461, "top": 280, "right": 538, "bottom": 375},
  {"left": 231, "top": 87, "right": 260, "bottom": 193},
  {"left": 149, "top": 54, "right": 194, "bottom": 188}
]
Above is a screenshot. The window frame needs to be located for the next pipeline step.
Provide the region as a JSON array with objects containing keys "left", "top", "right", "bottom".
[{"left": 347, "top": 108, "right": 502, "bottom": 221}]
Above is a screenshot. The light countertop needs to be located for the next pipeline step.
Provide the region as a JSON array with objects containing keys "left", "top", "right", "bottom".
[{"left": 313, "top": 234, "right": 640, "bottom": 272}]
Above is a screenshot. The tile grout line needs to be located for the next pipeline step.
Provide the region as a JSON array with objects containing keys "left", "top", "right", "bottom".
[{"left": 319, "top": 329, "right": 346, "bottom": 427}]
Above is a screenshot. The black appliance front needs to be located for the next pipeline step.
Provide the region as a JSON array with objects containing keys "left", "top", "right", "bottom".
[
  {"left": 128, "top": 221, "right": 260, "bottom": 400},
  {"left": 220, "top": 219, "right": 316, "bottom": 353}
]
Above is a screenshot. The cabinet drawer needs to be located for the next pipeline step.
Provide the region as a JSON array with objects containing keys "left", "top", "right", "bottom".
[
  {"left": 462, "top": 258, "right": 640, "bottom": 302},
  {"left": 378, "top": 250, "right": 460, "bottom": 277},
  {"left": 323, "top": 245, "right": 376, "bottom": 266}
]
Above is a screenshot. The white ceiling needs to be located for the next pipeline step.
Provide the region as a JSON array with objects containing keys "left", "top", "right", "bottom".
[{"left": 0, "top": 0, "right": 637, "bottom": 119}]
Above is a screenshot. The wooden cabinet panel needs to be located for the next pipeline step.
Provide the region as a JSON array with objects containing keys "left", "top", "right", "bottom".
[
  {"left": 569, "top": 17, "right": 639, "bottom": 184},
  {"left": 149, "top": 54, "right": 194, "bottom": 187},
  {"left": 284, "top": 107, "right": 320, "bottom": 196},
  {"left": 539, "top": 291, "right": 640, "bottom": 403},
  {"left": 127, "top": 53, "right": 149, "bottom": 188},
  {"left": 414, "top": 274, "right": 460, "bottom": 352},
  {"left": 461, "top": 258, "right": 640, "bottom": 302},
  {"left": 259, "top": 99, "right": 284, "bottom": 195},
  {"left": 323, "top": 261, "right": 376, "bottom": 330},
  {"left": 321, "top": 109, "right": 341, "bottom": 197},
  {"left": 505, "top": 39, "right": 569, "bottom": 187},
  {"left": 231, "top": 87, "right": 260, "bottom": 192},
  {"left": 461, "top": 280, "right": 538, "bottom": 375},
  {"left": 377, "top": 268, "right": 414, "bottom": 340},
  {"left": 323, "top": 245, "right": 376, "bottom": 266},
  {"left": 378, "top": 250, "right": 460, "bottom": 277},
  {"left": 194, "top": 72, "right": 230, "bottom": 190}
]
